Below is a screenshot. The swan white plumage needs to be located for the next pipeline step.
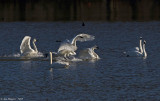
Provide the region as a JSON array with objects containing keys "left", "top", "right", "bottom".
[
  {"left": 123, "top": 37, "right": 143, "bottom": 56},
  {"left": 79, "top": 45, "right": 100, "bottom": 60},
  {"left": 143, "top": 40, "right": 147, "bottom": 57},
  {"left": 134, "top": 37, "right": 143, "bottom": 54},
  {"left": 20, "top": 36, "right": 43, "bottom": 58},
  {"left": 57, "top": 33, "right": 95, "bottom": 58},
  {"left": 124, "top": 39, "right": 147, "bottom": 58},
  {"left": 50, "top": 50, "right": 76, "bottom": 60},
  {"left": 58, "top": 49, "right": 76, "bottom": 59}
]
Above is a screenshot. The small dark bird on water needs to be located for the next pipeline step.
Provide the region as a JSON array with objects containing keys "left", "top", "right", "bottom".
[{"left": 82, "top": 21, "right": 85, "bottom": 26}]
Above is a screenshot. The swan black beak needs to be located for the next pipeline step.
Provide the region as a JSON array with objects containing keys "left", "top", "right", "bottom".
[
  {"left": 56, "top": 40, "right": 62, "bottom": 42},
  {"left": 96, "top": 46, "right": 99, "bottom": 49},
  {"left": 44, "top": 53, "right": 48, "bottom": 57}
]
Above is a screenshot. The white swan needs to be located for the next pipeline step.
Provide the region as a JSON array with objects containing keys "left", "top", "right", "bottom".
[
  {"left": 134, "top": 37, "right": 143, "bottom": 54},
  {"left": 143, "top": 40, "right": 147, "bottom": 58},
  {"left": 79, "top": 45, "right": 100, "bottom": 60},
  {"left": 57, "top": 33, "right": 95, "bottom": 58},
  {"left": 124, "top": 37, "right": 143, "bottom": 56},
  {"left": 20, "top": 36, "right": 43, "bottom": 58},
  {"left": 124, "top": 39, "right": 147, "bottom": 57}
]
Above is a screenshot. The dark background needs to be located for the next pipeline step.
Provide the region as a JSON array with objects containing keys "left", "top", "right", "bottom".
[{"left": 0, "top": 0, "right": 160, "bottom": 22}]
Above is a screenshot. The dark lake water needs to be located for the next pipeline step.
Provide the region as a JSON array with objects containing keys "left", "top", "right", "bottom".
[{"left": 0, "top": 22, "right": 160, "bottom": 101}]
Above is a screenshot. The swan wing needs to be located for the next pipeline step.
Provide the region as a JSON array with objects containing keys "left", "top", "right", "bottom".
[
  {"left": 76, "top": 33, "right": 95, "bottom": 42},
  {"left": 125, "top": 50, "right": 142, "bottom": 57},
  {"left": 88, "top": 48, "right": 99, "bottom": 59},
  {"left": 134, "top": 47, "right": 139, "bottom": 51},
  {"left": 20, "top": 36, "right": 34, "bottom": 54},
  {"left": 79, "top": 48, "right": 92, "bottom": 59},
  {"left": 92, "top": 51, "right": 100, "bottom": 59},
  {"left": 58, "top": 41, "right": 75, "bottom": 52},
  {"left": 127, "top": 47, "right": 139, "bottom": 53}
]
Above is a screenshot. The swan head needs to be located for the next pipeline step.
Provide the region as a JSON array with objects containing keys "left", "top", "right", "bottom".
[
  {"left": 144, "top": 40, "right": 146, "bottom": 44},
  {"left": 92, "top": 45, "right": 99, "bottom": 50},
  {"left": 140, "top": 37, "right": 142, "bottom": 40},
  {"left": 33, "top": 39, "right": 37, "bottom": 42},
  {"left": 76, "top": 34, "right": 95, "bottom": 42},
  {"left": 80, "top": 36, "right": 83, "bottom": 38},
  {"left": 95, "top": 46, "right": 99, "bottom": 50}
]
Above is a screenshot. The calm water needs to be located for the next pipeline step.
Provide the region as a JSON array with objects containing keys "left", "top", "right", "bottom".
[{"left": 0, "top": 22, "right": 160, "bottom": 101}]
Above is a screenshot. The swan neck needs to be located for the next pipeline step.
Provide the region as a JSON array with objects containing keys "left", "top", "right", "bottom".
[
  {"left": 50, "top": 52, "right": 52, "bottom": 64},
  {"left": 91, "top": 47, "right": 94, "bottom": 51},
  {"left": 33, "top": 41, "right": 38, "bottom": 52},
  {"left": 140, "top": 39, "right": 143, "bottom": 53},
  {"left": 71, "top": 36, "right": 78, "bottom": 47},
  {"left": 143, "top": 43, "right": 147, "bottom": 57},
  {"left": 92, "top": 50, "right": 96, "bottom": 56}
]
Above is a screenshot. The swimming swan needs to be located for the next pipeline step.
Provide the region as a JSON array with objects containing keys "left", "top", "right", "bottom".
[
  {"left": 79, "top": 45, "right": 100, "bottom": 60},
  {"left": 134, "top": 37, "right": 143, "bottom": 54},
  {"left": 58, "top": 33, "right": 95, "bottom": 58},
  {"left": 143, "top": 40, "right": 147, "bottom": 57},
  {"left": 20, "top": 36, "right": 43, "bottom": 58},
  {"left": 124, "top": 40, "right": 147, "bottom": 57},
  {"left": 123, "top": 37, "right": 143, "bottom": 56}
]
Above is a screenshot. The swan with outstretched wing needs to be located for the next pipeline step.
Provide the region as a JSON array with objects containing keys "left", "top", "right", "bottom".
[
  {"left": 58, "top": 34, "right": 95, "bottom": 52},
  {"left": 57, "top": 33, "right": 95, "bottom": 59},
  {"left": 20, "top": 36, "right": 43, "bottom": 58}
]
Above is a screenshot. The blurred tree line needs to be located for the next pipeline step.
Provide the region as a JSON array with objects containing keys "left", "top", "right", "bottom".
[{"left": 0, "top": 0, "right": 160, "bottom": 21}]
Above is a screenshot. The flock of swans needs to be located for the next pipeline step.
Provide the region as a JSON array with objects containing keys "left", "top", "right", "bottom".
[
  {"left": 19, "top": 33, "right": 147, "bottom": 67},
  {"left": 20, "top": 34, "right": 100, "bottom": 67}
]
